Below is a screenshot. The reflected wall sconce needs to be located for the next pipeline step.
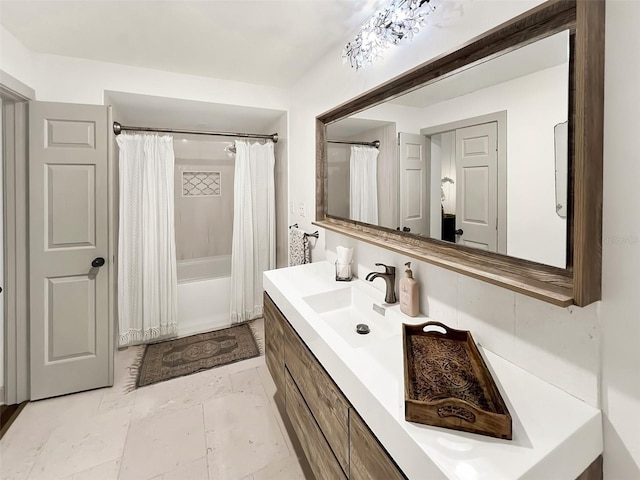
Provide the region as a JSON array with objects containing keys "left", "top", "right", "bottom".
[{"left": 343, "top": 0, "right": 441, "bottom": 70}]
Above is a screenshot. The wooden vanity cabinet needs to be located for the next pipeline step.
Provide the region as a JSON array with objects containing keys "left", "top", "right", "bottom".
[
  {"left": 285, "top": 370, "right": 347, "bottom": 480},
  {"left": 264, "top": 292, "right": 405, "bottom": 480},
  {"left": 350, "top": 409, "right": 407, "bottom": 480},
  {"left": 282, "top": 308, "right": 350, "bottom": 473},
  {"left": 264, "top": 293, "right": 285, "bottom": 402}
]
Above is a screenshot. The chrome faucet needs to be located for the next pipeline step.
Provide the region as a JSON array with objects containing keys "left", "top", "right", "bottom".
[{"left": 365, "top": 263, "right": 397, "bottom": 304}]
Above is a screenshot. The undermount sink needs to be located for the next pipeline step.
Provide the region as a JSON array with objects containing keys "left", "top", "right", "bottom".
[{"left": 302, "top": 286, "right": 399, "bottom": 349}]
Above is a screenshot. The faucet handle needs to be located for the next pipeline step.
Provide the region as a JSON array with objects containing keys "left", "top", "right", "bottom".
[{"left": 374, "top": 263, "right": 395, "bottom": 274}]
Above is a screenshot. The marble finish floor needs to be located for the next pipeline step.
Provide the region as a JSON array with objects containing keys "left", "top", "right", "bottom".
[{"left": 0, "top": 320, "right": 311, "bottom": 480}]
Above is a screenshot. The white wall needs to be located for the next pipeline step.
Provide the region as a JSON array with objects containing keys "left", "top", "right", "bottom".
[
  {"left": 0, "top": 35, "right": 287, "bottom": 111},
  {"left": 0, "top": 26, "right": 36, "bottom": 91},
  {"left": 31, "top": 53, "right": 288, "bottom": 109},
  {"left": 267, "top": 113, "right": 289, "bottom": 269},
  {"left": 288, "top": 1, "right": 640, "bottom": 478},
  {"left": 416, "top": 64, "right": 568, "bottom": 268},
  {"left": 352, "top": 102, "right": 422, "bottom": 135},
  {"left": 600, "top": 2, "right": 640, "bottom": 478}
]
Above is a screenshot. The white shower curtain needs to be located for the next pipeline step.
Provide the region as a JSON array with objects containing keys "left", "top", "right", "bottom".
[
  {"left": 350, "top": 145, "right": 379, "bottom": 224},
  {"left": 230, "top": 140, "right": 275, "bottom": 324},
  {"left": 117, "top": 134, "right": 178, "bottom": 347}
]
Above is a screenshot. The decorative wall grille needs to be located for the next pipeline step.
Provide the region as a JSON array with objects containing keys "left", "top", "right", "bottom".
[{"left": 182, "top": 171, "right": 221, "bottom": 197}]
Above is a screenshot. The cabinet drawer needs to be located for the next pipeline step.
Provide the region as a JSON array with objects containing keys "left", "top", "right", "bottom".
[
  {"left": 285, "top": 369, "right": 347, "bottom": 480},
  {"left": 264, "top": 293, "right": 285, "bottom": 398},
  {"left": 350, "top": 409, "right": 407, "bottom": 480},
  {"left": 283, "top": 316, "right": 350, "bottom": 473}
]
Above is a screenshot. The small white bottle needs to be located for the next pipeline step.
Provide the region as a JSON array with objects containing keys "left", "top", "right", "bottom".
[{"left": 399, "top": 262, "right": 419, "bottom": 317}]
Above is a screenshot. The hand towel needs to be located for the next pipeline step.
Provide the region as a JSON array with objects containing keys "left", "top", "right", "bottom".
[{"left": 289, "top": 227, "right": 311, "bottom": 266}]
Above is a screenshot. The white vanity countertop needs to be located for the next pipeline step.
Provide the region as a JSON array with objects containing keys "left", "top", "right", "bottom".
[{"left": 264, "top": 262, "right": 602, "bottom": 480}]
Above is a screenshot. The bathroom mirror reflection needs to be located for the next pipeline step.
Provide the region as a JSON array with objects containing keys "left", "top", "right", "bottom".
[{"left": 326, "top": 30, "right": 569, "bottom": 269}]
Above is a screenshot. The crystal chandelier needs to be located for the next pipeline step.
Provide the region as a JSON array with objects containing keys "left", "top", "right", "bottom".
[{"left": 343, "top": 0, "right": 441, "bottom": 70}]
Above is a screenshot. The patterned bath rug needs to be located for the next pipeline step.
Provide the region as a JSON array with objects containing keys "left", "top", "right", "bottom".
[{"left": 136, "top": 323, "right": 260, "bottom": 388}]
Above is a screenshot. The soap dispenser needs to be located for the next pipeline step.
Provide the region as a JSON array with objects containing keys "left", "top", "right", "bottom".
[{"left": 399, "top": 262, "right": 419, "bottom": 317}]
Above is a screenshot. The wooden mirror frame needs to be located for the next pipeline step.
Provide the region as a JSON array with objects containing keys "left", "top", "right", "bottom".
[{"left": 315, "top": 0, "right": 604, "bottom": 307}]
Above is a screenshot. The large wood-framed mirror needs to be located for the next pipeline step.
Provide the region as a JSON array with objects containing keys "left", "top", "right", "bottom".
[{"left": 315, "top": 0, "right": 604, "bottom": 307}]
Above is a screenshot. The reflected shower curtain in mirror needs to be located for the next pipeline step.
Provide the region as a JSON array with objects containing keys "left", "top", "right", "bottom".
[
  {"left": 230, "top": 140, "right": 275, "bottom": 324},
  {"left": 117, "top": 134, "right": 178, "bottom": 347},
  {"left": 350, "top": 145, "right": 379, "bottom": 224}
]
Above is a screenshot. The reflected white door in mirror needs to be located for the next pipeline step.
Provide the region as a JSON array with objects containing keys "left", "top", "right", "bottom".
[
  {"left": 423, "top": 119, "right": 504, "bottom": 253},
  {"left": 399, "top": 132, "right": 428, "bottom": 236},
  {"left": 455, "top": 123, "right": 498, "bottom": 252}
]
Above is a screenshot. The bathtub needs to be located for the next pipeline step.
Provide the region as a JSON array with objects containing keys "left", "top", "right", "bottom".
[{"left": 177, "top": 255, "right": 232, "bottom": 337}]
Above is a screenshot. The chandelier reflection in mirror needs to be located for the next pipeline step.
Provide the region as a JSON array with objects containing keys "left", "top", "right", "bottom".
[{"left": 343, "top": 0, "right": 441, "bottom": 70}]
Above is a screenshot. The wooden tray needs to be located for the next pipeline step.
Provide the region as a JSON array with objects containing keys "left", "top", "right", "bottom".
[{"left": 403, "top": 321, "right": 512, "bottom": 440}]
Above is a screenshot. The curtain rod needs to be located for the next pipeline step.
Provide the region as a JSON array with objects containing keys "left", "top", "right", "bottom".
[
  {"left": 327, "top": 139, "right": 380, "bottom": 149},
  {"left": 112, "top": 122, "right": 278, "bottom": 143}
]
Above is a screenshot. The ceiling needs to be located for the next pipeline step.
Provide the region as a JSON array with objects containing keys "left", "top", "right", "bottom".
[{"left": 0, "top": 0, "right": 382, "bottom": 88}]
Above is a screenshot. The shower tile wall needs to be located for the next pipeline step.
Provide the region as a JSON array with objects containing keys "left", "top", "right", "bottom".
[{"left": 173, "top": 137, "right": 234, "bottom": 261}]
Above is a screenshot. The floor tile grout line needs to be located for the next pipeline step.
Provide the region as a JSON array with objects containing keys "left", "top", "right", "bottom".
[
  {"left": 256, "top": 368, "right": 297, "bottom": 465},
  {"left": 67, "top": 456, "right": 122, "bottom": 480},
  {"left": 256, "top": 372, "right": 294, "bottom": 458},
  {"left": 116, "top": 379, "right": 137, "bottom": 480},
  {"left": 201, "top": 402, "right": 212, "bottom": 480},
  {"left": 23, "top": 413, "right": 56, "bottom": 480}
]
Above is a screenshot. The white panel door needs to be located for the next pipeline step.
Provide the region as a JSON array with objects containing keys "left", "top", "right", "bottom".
[
  {"left": 29, "top": 101, "right": 111, "bottom": 400},
  {"left": 399, "top": 132, "right": 429, "bottom": 236},
  {"left": 455, "top": 123, "right": 498, "bottom": 251}
]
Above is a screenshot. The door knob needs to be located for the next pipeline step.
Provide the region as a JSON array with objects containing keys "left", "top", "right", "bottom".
[
  {"left": 91, "top": 257, "right": 105, "bottom": 268},
  {"left": 455, "top": 229, "right": 464, "bottom": 235}
]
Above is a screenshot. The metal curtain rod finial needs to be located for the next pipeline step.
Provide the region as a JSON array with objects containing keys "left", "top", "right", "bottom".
[{"left": 112, "top": 121, "right": 278, "bottom": 143}]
